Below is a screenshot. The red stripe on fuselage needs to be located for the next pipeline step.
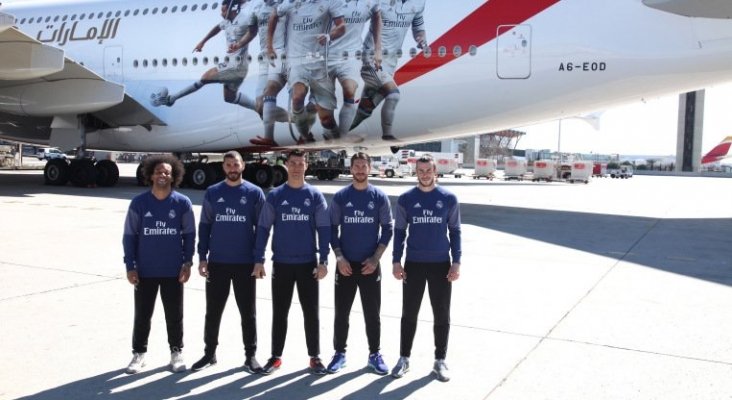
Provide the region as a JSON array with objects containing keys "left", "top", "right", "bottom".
[{"left": 394, "top": 0, "right": 561, "bottom": 86}]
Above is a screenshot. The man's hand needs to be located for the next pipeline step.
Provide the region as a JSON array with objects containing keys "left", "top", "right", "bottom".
[
  {"left": 179, "top": 263, "right": 192, "bottom": 283},
  {"left": 317, "top": 33, "right": 330, "bottom": 46},
  {"left": 392, "top": 262, "right": 405, "bottom": 280},
  {"left": 362, "top": 256, "right": 379, "bottom": 275},
  {"left": 252, "top": 263, "right": 266, "bottom": 279},
  {"left": 336, "top": 257, "right": 352, "bottom": 276},
  {"left": 447, "top": 263, "right": 460, "bottom": 282},
  {"left": 193, "top": 42, "right": 204, "bottom": 52},
  {"left": 127, "top": 270, "right": 139, "bottom": 285},
  {"left": 314, "top": 263, "right": 328, "bottom": 280},
  {"left": 198, "top": 260, "right": 209, "bottom": 278}
]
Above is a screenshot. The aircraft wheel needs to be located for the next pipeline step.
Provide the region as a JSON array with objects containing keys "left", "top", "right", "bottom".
[
  {"left": 44, "top": 158, "right": 70, "bottom": 186},
  {"left": 69, "top": 159, "right": 98, "bottom": 187},
  {"left": 136, "top": 163, "right": 146, "bottom": 186},
  {"left": 187, "top": 162, "right": 215, "bottom": 190},
  {"left": 95, "top": 160, "right": 119, "bottom": 187},
  {"left": 272, "top": 165, "right": 288, "bottom": 187},
  {"left": 248, "top": 163, "right": 273, "bottom": 188}
]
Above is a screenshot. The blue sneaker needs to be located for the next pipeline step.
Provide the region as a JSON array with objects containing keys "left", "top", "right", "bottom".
[
  {"left": 326, "top": 352, "right": 346, "bottom": 374},
  {"left": 367, "top": 352, "right": 389, "bottom": 375}
]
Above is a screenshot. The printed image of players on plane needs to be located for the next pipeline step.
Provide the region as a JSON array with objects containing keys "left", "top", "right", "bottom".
[{"left": 149, "top": 0, "right": 427, "bottom": 147}]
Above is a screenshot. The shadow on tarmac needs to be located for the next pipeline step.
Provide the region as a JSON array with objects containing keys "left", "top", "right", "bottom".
[{"left": 17, "top": 366, "right": 434, "bottom": 400}]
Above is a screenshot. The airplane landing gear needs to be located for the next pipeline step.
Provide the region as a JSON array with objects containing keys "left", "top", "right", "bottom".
[{"left": 43, "top": 158, "right": 70, "bottom": 186}]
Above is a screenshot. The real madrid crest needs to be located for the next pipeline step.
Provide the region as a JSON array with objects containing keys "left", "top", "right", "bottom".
[
  {"left": 169, "top": 209, "right": 177, "bottom": 218},
  {"left": 304, "top": 198, "right": 312, "bottom": 207},
  {"left": 436, "top": 200, "right": 444, "bottom": 209},
  {"left": 240, "top": 196, "right": 248, "bottom": 205},
  {"left": 368, "top": 201, "right": 375, "bottom": 210}
]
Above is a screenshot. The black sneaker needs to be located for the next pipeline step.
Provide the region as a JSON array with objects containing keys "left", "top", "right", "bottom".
[
  {"left": 261, "top": 357, "right": 281, "bottom": 375},
  {"left": 191, "top": 353, "right": 217, "bottom": 371},
  {"left": 309, "top": 357, "right": 327, "bottom": 375},
  {"left": 244, "top": 356, "right": 263, "bottom": 374}
]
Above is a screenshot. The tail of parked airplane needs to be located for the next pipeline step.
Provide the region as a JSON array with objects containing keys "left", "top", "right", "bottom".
[{"left": 701, "top": 136, "right": 732, "bottom": 164}]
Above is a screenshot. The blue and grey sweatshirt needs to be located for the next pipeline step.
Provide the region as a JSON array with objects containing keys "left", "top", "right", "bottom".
[
  {"left": 330, "top": 184, "right": 393, "bottom": 263},
  {"left": 392, "top": 186, "right": 461, "bottom": 264},
  {"left": 197, "top": 180, "right": 265, "bottom": 264},
  {"left": 254, "top": 183, "right": 330, "bottom": 264},
  {"left": 123, "top": 190, "right": 196, "bottom": 277}
]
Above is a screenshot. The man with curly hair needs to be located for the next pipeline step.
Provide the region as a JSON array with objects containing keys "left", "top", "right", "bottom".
[{"left": 122, "top": 155, "right": 196, "bottom": 374}]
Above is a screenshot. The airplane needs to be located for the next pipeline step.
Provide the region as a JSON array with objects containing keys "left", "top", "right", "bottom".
[
  {"left": 2, "top": 0, "right": 732, "bottom": 189},
  {"left": 701, "top": 136, "right": 732, "bottom": 165}
]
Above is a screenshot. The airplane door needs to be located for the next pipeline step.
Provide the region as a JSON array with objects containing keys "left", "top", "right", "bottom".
[
  {"left": 496, "top": 25, "right": 531, "bottom": 79},
  {"left": 103, "top": 46, "right": 124, "bottom": 84}
]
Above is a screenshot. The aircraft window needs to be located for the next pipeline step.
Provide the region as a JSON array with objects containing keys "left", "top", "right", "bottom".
[
  {"left": 409, "top": 48, "right": 417, "bottom": 58},
  {"left": 423, "top": 47, "right": 432, "bottom": 58},
  {"left": 115, "top": 11, "right": 122, "bottom": 17},
  {"left": 469, "top": 45, "right": 478, "bottom": 56},
  {"left": 192, "top": 5, "right": 198, "bottom": 12},
  {"left": 97, "top": 12, "right": 104, "bottom": 18},
  {"left": 162, "top": 7, "right": 168, "bottom": 14},
  {"left": 28, "top": 17, "right": 33, "bottom": 24},
  {"left": 71, "top": 15, "right": 77, "bottom": 21},
  {"left": 172, "top": 58, "right": 178, "bottom": 66},
  {"left": 20, "top": 18, "right": 25, "bottom": 24},
  {"left": 213, "top": 56, "right": 220, "bottom": 64},
  {"left": 172, "top": 6, "right": 178, "bottom": 13},
  {"left": 133, "top": 60, "right": 139, "bottom": 68},
  {"left": 133, "top": 9, "right": 139, "bottom": 16},
  {"left": 152, "top": 59, "right": 158, "bottom": 67},
  {"left": 202, "top": 4, "right": 209, "bottom": 11},
  {"left": 355, "top": 50, "right": 362, "bottom": 60},
  {"left": 143, "top": 59, "right": 148, "bottom": 68},
  {"left": 62, "top": 15, "right": 68, "bottom": 21},
  {"left": 162, "top": 59, "right": 168, "bottom": 67},
  {"left": 143, "top": 9, "right": 149, "bottom": 15},
  {"left": 192, "top": 57, "right": 198, "bottom": 66},
  {"left": 181, "top": 5, "right": 188, "bottom": 12},
  {"left": 438, "top": 46, "right": 446, "bottom": 58},
  {"left": 213, "top": 3, "right": 219, "bottom": 10},
  {"left": 80, "top": 13, "right": 86, "bottom": 20},
  {"left": 152, "top": 8, "right": 159, "bottom": 15},
  {"left": 453, "top": 45, "right": 462, "bottom": 57},
  {"left": 203, "top": 57, "right": 209, "bottom": 65},
  {"left": 224, "top": 56, "right": 230, "bottom": 64},
  {"left": 247, "top": 55, "right": 252, "bottom": 62},
  {"left": 44, "top": 16, "right": 50, "bottom": 22},
  {"left": 106, "top": 11, "right": 112, "bottom": 18},
  {"left": 182, "top": 58, "right": 188, "bottom": 66},
  {"left": 395, "top": 49, "right": 403, "bottom": 58}
]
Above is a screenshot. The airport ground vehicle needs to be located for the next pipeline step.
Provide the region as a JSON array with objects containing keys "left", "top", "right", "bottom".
[
  {"left": 608, "top": 165, "right": 634, "bottom": 179},
  {"left": 504, "top": 159, "right": 527, "bottom": 181},
  {"left": 305, "top": 152, "right": 348, "bottom": 181},
  {"left": 593, "top": 163, "right": 608, "bottom": 177},
  {"left": 531, "top": 160, "right": 556, "bottom": 182},
  {"left": 473, "top": 159, "right": 496, "bottom": 180},
  {"left": 36, "top": 148, "right": 67, "bottom": 161},
  {"left": 568, "top": 161, "right": 593, "bottom": 184}
]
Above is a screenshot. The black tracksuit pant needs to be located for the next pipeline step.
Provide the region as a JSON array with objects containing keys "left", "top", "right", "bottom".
[
  {"left": 132, "top": 277, "right": 184, "bottom": 353},
  {"left": 333, "top": 261, "right": 382, "bottom": 354},
  {"left": 270, "top": 261, "right": 320, "bottom": 358},
  {"left": 399, "top": 261, "right": 452, "bottom": 360},
  {"left": 202, "top": 262, "right": 257, "bottom": 357}
]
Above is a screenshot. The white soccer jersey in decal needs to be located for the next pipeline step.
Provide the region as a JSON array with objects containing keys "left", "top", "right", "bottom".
[
  {"left": 276, "top": 0, "right": 345, "bottom": 60},
  {"left": 249, "top": 0, "right": 286, "bottom": 53},
  {"left": 363, "top": 0, "right": 425, "bottom": 57},
  {"left": 219, "top": 6, "right": 254, "bottom": 65},
  {"left": 330, "top": 0, "right": 379, "bottom": 55}
]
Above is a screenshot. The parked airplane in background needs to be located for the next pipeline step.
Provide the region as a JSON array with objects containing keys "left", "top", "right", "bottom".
[
  {"left": 2, "top": 0, "right": 732, "bottom": 189},
  {"left": 701, "top": 136, "right": 732, "bottom": 165}
]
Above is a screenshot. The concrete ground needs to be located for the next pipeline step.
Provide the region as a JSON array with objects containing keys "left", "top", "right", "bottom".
[{"left": 1, "top": 165, "right": 731, "bottom": 400}]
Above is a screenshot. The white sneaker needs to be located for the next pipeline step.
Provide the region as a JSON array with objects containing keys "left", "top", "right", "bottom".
[
  {"left": 169, "top": 348, "right": 186, "bottom": 373},
  {"left": 433, "top": 359, "right": 450, "bottom": 382},
  {"left": 126, "top": 352, "right": 145, "bottom": 374},
  {"left": 391, "top": 356, "right": 410, "bottom": 378}
]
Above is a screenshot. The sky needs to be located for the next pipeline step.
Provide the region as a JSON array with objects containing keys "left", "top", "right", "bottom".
[{"left": 516, "top": 83, "right": 732, "bottom": 160}]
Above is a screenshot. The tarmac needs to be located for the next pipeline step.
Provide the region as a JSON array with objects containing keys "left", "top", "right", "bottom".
[{"left": 1, "top": 163, "right": 731, "bottom": 400}]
